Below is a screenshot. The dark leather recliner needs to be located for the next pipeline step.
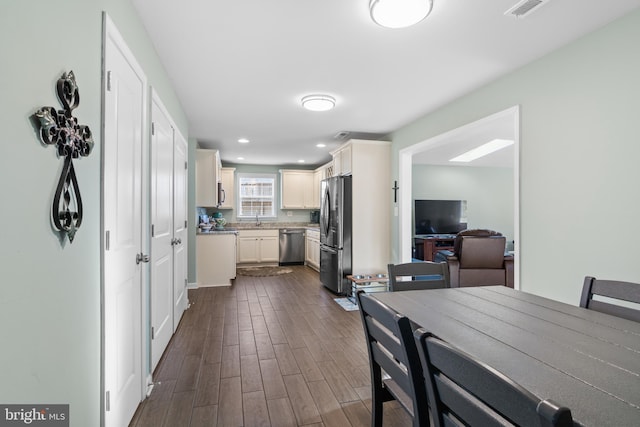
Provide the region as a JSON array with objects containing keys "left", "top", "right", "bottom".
[{"left": 446, "top": 229, "right": 514, "bottom": 288}]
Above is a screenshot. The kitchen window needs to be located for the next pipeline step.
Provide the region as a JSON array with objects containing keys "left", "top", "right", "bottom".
[{"left": 237, "top": 173, "right": 276, "bottom": 218}]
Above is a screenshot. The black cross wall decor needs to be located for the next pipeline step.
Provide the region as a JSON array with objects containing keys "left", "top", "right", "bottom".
[{"left": 34, "top": 71, "right": 94, "bottom": 243}]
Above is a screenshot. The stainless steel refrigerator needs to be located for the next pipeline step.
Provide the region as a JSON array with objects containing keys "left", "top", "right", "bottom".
[{"left": 320, "top": 175, "right": 352, "bottom": 294}]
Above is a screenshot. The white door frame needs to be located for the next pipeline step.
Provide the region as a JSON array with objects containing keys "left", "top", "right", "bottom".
[
  {"left": 398, "top": 106, "right": 521, "bottom": 289},
  {"left": 101, "top": 13, "right": 149, "bottom": 427}
]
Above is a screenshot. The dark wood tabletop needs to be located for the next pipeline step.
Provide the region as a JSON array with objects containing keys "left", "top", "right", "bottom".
[{"left": 372, "top": 286, "right": 640, "bottom": 427}]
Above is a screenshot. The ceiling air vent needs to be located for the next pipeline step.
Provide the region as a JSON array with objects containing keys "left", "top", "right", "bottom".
[
  {"left": 505, "top": 0, "right": 550, "bottom": 19},
  {"left": 333, "top": 131, "right": 350, "bottom": 141}
]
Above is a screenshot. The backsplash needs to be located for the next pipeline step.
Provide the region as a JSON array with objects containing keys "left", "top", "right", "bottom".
[{"left": 196, "top": 206, "right": 318, "bottom": 226}]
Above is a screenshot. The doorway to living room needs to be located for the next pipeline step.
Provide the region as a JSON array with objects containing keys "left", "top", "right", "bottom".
[{"left": 398, "top": 106, "right": 520, "bottom": 289}]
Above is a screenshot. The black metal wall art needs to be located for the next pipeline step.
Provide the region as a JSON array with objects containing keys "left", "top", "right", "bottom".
[{"left": 35, "top": 71, "right": 94, "bottom": 243}]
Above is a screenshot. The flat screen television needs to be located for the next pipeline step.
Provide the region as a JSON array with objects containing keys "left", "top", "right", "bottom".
[{"left": 414, "top": 199, "right": 467, "bottom": 235}]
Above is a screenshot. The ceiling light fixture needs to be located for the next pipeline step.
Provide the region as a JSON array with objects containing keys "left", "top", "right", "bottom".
[
  {"left": 301, "top": 94, "right": 336, "bottom": 112},
  {"left": 450, "top": 139, "right": 514, "bottom": 163},
  {"left": 316, "top": 143, "right": 326, "bottom": 148},
  {"left": 370, "top": 0, "right": 433, "bottom": 29},
  {"left": 238, "top": 138, "right": 249, "bottom": 143}
]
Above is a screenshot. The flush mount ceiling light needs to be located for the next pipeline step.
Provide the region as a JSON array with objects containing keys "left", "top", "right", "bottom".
[
  {"left": 370, "top": 0, "right": 433, "bottom": 29},
  {"left": 301, "top": 94, "right": 336, "bottom": 112},
  {"left": 450, "top": 139, "right": 514, "bottom": 163},
  {"left": 238, "top": 138, "right": 250, "bottom": 144}
]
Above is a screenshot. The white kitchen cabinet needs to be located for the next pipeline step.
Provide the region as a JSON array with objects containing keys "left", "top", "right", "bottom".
[
  {"left": 237, "top": 229, "right": 279, "bottom": 264},
  {"left": 331, "top": 143, "right": 352, "bottom": 176},
  {"left": 342, "top": 139, "right": 391, "bottom": 274},
  {"left": 280, "top": 169, "right": 315, "bottom": 209},
  {"left": 196, "top": 232, "right": 237, "bottom": 286},
  {"left": 196, "top": 148, "right": 222, "bottom": 207},
  {"left": 312, "top": 169, "right": 322, "bottom": 209},
  {"left": 219, "top": 167, "right": 235, "bottom": 209},
  {"left": 305, "top": 229, "right": 320, "bottom": 271}
]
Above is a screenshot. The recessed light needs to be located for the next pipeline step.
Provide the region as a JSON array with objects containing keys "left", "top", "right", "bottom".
[
  {"left": 450, "top": 139, "right": 514, "bottom": 163},
  {"left": 301, "top": 94, "right": 336, "bottom": 112},
  {"left": 298, "top": 160, "right": 305, "bottom": 163},
  {"left": 237, "top": 157, "right": 244, "bottom": 160},
  {"left": 238, "top": 138, "right": 249, "bottom": 144},
  {"left": 316, "top": 143, "right": 326, "bottom": 148}
]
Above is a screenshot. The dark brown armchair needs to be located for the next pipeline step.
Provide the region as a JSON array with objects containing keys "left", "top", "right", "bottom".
[{"left": 446, "top": 229, "right": 514, "bottom": 288}]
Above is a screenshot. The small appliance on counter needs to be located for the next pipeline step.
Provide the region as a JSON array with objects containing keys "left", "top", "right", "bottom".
[
  {"left": 310, "top": 210, "right": 320, "bottom": 224},
  {"left": 199, "top": 214, "right": 212, "bottom": 232},
  {"left": 211, "top": 212, "right": 227, "bottom": 229}
]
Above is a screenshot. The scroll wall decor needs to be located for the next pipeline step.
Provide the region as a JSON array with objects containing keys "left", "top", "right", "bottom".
[{"left": 35, "top": 71, "right": 94, "bottom": 243}]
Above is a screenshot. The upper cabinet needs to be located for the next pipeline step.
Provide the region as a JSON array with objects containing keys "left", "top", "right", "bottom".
[
  {"left": 280, "top": 169, "right": 316, "bottom": 209},
  {"left": 219, "top": 167, "right": 235, "bottom": 209},
  {"left": 331, "top": 143, "right": 352, "bottom": 176},
  {"left": 313, "top": 162, "right": 332, "bottom": 207},
  {"left": 196, "top": 149, "right": 222, "bottom": 207}
]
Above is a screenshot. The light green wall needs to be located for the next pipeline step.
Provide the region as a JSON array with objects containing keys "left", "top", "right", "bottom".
[
  {"left": 0, "top": 1, "right": 188, "bottom": 426},
  {"left": 412, "top": 165, "right": 514, "bottom": 245},
  {"left": 392, "top": 8, "right": 640, "bottom": 304}
]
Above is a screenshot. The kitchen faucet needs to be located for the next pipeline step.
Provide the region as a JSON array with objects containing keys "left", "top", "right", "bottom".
[{"left": 255, "top": 213, "right": 261, "bottom": 227}]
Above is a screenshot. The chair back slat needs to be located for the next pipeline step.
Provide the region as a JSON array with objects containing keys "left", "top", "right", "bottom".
[
  {"left": 586, "top": 300, "right": 640, "bottom": 322},
  {"left": 388, "top": 262, "right": 449, "bottom": 291},
  {"left": 435, "top": 375, "right": 515, "bottom": 427},
  {"left": 580, "top": 276, "right": 640, "bottom": 322},
  {"left": 414, "top": 329, "right": 574, "bottom": 427}
]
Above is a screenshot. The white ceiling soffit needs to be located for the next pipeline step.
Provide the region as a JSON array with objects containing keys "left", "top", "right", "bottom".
[{"left": 412, "top": 112, "right": 515, "bottom": 168}]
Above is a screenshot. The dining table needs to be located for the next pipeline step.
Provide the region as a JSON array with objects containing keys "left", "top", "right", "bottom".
[{"left": 371, "top": 285, "right": 640, "bottom": 427}]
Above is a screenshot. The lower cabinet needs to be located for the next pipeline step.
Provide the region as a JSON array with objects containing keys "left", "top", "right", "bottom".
[
  {"left": 237, "top": 229, "right": 279, "bottom": 264},
  {"left": 305, "top": 229, "right": 320, "bottom": 271},
  {"left": 196, "top": 233, "right": 237, "bottom": 286}
]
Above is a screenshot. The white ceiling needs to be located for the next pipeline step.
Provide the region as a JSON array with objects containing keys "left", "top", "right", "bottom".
[{"left": 132, "top": 0, "right": 640, "bottom": 167}]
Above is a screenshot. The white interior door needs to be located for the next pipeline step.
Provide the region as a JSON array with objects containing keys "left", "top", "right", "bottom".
[
  {"left": 150, "top": 94, "right": 174, "bottom": 370},
  {"left": 173, "top": 130, "right": 188, "bottom": 329},
  {"left": 103, "top": 15, "right": 146, "bottom": 427}
]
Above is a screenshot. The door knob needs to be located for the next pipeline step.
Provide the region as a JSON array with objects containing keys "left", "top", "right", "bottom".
[{"left": 136, "top": 253, "right": 150, "bottom": 264}]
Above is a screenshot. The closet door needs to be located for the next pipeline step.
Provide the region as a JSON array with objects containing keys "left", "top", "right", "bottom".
[
  {"left": 172, "top": 129, "right": 188, "bottom": 330},
  {"left": 103, "top": 14, "right": 146, "bottom": 427},
  {"left": 150, "top": 93, "right": 174, "bottom": 370}
]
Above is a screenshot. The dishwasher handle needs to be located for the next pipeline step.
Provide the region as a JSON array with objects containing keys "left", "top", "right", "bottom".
[{"left": 280, "top": 229, "right": 305, "bottom": 235}]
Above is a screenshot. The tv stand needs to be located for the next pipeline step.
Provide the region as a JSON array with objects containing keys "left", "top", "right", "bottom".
[{"left": 414, "top": 235, "right": 455, "bottom": 261}]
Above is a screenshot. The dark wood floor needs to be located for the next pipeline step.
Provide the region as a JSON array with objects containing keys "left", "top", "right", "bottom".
[{"left": 129, "top": 265, "right": 411, "bottom": 427}]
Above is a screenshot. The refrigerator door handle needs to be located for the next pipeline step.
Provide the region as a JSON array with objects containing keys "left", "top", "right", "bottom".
[
  {"left": 320, "top": 244, "right": 338, "bottom": 254},
  {"left": 321, "top": 185, "right": 330, "bottom": 238}
]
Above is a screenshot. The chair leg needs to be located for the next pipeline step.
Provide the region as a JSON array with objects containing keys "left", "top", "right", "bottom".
[{"left": 371, "top": 385, "right": 384, "bottom": 427}]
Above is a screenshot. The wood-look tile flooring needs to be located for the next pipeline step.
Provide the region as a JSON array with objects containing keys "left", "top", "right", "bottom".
[{"left": 129, "top": 265, "right": 411, "bottom": 427}]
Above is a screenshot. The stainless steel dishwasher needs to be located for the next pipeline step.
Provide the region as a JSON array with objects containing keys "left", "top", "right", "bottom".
[{"left": 279, "top": 228, "right": 305, "bottom": 265}]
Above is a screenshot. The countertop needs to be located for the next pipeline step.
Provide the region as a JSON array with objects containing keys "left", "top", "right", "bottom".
[
  {"left": 197, "top": 223, "right": 320, "bottom": 235},
  {"left": 197, "top": 227, "right": 238, "bottom": 235},
  {"left": 228, "top": 222, "right": 319, "bottom": 230}
]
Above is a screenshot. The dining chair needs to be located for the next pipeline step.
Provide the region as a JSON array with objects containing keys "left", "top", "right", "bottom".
[
  {"left": 356, "top": 291, "right": 430, "bottom": 427},
  {"left": 413, "top": 329, "right": 574, "bottom": 427},
  {"left": 387, "top": 261, "right": 449, "bottom": 291},
  {"left": 580, "top": 276, "right": 640, "bottom": 322}
]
